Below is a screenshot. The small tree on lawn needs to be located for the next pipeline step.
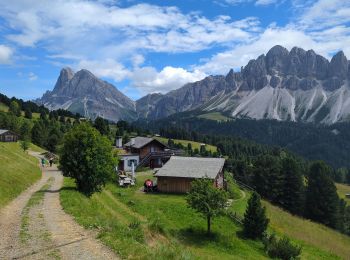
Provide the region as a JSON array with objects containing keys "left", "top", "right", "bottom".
[
  {"left": 20, "top": 139, "right": 30, "bottom": 152},
  {"left": 243, "top": 192, "right": 269, "bottom": 239},
  {"left": 59, "top": 123, "right": 116, "bottom": 196},
  {"left": 187, "top": 178, "right": 228, "bottom": 235}
]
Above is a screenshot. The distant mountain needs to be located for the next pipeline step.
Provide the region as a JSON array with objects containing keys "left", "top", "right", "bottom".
[
  {"left": 136, "top": 45, "right": 350, "bottom": 124},
  {"left": 37, "top": 45, "right": 350, "bottom": 124},
  {"left": 36, "top": 68, "right": 136, "bottom": 122}
]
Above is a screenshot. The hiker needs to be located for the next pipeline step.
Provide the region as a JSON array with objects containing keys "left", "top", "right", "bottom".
[
  {"left": 41, "top": 158, "right": 45, "bottom": 167},
  {"left": 49, "top": 158, "right": 53, "bottom": 167}
]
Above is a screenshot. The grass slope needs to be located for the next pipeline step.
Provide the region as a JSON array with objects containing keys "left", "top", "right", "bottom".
[
  {"left": 0, "top": 142, "right": 41, "bottom": 208},
  {"left": 61, "top": 173, "right": 266, "bottom": 259},
  {"left": 231, "top": 186, "right": 350, "bottom": 259},
  {"left": 155, "top": 137, "right": 217, "bottom": 153},
  {"left": 60, "top": 172, "right": 350, "bottom": 259},
  {"left": 336, "top": 183, "right": 350, "bottom": 205},
  {"left": 197, "top": 112, "right": 230, "bottom": 121}
]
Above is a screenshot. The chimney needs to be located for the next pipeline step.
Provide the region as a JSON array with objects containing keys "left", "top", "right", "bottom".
[
  {"left": 116, "top": 136, "right": 123, "bottom": 148},
  {"left": 131, "top": 138, "right": 135, "bottom": 146}
]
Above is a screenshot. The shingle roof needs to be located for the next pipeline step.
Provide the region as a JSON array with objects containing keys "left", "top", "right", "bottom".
[
  {"left": 0, "top": 129, "right": 9, "bottom": 135},
  {"left": 155, "top": 156, "right": 225, "bottom": 179},
  {"left": 124, "top": 137, "right": 165, "bottom": 149}
]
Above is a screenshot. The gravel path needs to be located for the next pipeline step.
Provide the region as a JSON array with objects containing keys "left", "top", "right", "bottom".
[{"left": 0, "top": 152, "right": 118, "bottom": 260}]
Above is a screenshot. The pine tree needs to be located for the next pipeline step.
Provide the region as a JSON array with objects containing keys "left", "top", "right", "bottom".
[
  {"left": 280, "top": 157, "right": 304, "bottom": 215},
  {"left": 253, "top": 155, "right": 283, "bottom": 204},
  {"left": 243, "top": 192, "right": 269, "bottom": 239},
  {"left": 24, "top": 108, "right": 32, "bottom": 119},
  {"left": 305, "top": 161, "right": 340, "bottom": 228}
]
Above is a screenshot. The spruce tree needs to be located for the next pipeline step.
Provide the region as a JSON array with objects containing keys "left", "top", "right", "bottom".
[
  {"left": 305, "top": 161, "right": 339, "bottom": 228},
  {"left": 243, "top": 192, "right": 269, "bottom": 239},
  {"left": 253, "top": 155, "right": 283, "bottom": 204},
  {"left": 24, "top": 108, "right": 32, "bottom": 119},
  {"left": 280, "top": 157, "right": 304, "bottom": 215}
]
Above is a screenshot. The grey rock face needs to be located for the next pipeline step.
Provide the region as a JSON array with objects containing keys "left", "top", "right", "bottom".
[
  {"left": 36, "top": 68, "right": 136, "bottom": 122},
  {"left": 37, "top": 45, "right": 350, "bottom": 125},
  {"left": 137, "top": 45, "right": 350, "bottom": 124}
]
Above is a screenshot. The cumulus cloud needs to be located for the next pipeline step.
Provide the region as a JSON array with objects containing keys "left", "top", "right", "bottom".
[
  {"left": 0, "top": 45, "right": 13, "bottom": 64},
  {"left": 0, "top": 1, "right": 258, "bottom": 55},
  {"left": 255, "top": 0, "right": 278, "bottom": 6},
  {"left": 130, "top": 66, "right": 206, "bottom": 94},
  {"left": 76, "top": 59, "right": 130, "bottom": 82},
  {"left": 28, "top": 72, "right": 38, "bottom": 81},
  {"left": 197, "top": 0, "right": 350, "bottom": 74}
]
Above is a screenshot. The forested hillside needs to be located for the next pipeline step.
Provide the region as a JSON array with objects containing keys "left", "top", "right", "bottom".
[{"left": 138, "top": 112, "right": 350, "bottom": 169}]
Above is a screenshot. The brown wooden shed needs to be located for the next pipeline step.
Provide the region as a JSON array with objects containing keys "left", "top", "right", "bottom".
[
  {"left": 0, "top": 129, "right": 19, "bottom": 142},
  {"left": 154, "top": 156, "right": 225, "bottom": 193}
]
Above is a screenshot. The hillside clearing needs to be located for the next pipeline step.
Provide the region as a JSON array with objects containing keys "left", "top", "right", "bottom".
[
  {"left": 336, "top": 183, "right": 350, "bottom": 205},
  {"left": 60, "top": 172, "right": 349, "bottom": 259},
  {"left": 231, "top": 184, "right": 350, "bottom": 259},
  {"left": 61, "top": 173, "right": 267, "bottom": 259},
  {"left": 0, "top": 142, "right": 41, "bottom": 209},
  {"left": 155, "top": 136, "right": 217, "bottom": 153},
  {"left": 197, "top": 112, "right": 231, "bottom": 121}
]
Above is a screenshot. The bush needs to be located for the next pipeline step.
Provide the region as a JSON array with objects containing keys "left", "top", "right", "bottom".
[
  {"left": 263, "top": 234, "right": 302, "bottom": 260},
  {"left": 59, "top": 123, "right": 116, "bottom": 196}
]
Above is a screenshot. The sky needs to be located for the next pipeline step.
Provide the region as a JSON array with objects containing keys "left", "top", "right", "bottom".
[{"left": 0, "top": 0, "right": 350, "bottom": 101}]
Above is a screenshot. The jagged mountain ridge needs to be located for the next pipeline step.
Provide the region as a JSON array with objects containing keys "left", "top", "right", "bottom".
[
  {"left": 37, "top": 45, "right": 350, "bottom": 124},
  {"left": 36, "top": 68, "right": 136, "bottom": 122},
  {"left": 137, "top": 46, "right": 350, "bottom": 124}
]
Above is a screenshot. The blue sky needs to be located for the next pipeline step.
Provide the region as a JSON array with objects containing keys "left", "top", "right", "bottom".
[{"left": 0, "top": 0, "right": 349, "bottom": 100}]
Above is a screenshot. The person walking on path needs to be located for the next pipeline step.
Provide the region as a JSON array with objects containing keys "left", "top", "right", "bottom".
[
  {"left": 49, "top": 158, "right": 53, "bottom": 167},
  {"left": 41, "top": 158, "right": 45, "bottom": 168}
]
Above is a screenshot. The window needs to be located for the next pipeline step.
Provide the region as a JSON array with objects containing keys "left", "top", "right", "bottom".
[
  {"left": 128, "top": 159, "right": 138, "bottom": 167},
  {"left": 150, "top": 146, "right": 155, "bottom": 152}
]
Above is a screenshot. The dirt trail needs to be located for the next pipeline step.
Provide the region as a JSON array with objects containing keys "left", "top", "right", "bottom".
[{"left": 0, "top": 151, "right": 118, "bottom": 260}]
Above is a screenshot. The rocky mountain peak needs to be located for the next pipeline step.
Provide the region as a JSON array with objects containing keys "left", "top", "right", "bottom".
[
  {"left": 265, "top": 45, "right": 289, "bottom": 74},
  {"left": 330, "top": 51, "right": 348, "bottom": 78},
  {"left": 53, "top": 67, "right": 74, "bottom": 93}
]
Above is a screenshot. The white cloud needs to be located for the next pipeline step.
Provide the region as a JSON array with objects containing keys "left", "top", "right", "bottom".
[
  {"left": 255, "top": 0, "right": 278, "bottom": 6},
  {"left": 0, "top": 1, "right": 258, "bottom": 55},
  {"left": 298, "top": 0, "right": 350, "bottom": 30},
  {"left": 0, "top": 45, "right": 13, "bottom": 64},
  {"left": 130, "top": 66, "right": 206, "bottom": 94},
  {"left": 219, "top": 0, "right": 279, "bottom": 6},
  {"left": 76, "top": 59, "right": 130, "bottom": 82},
  {"left": 197, "top": 0, "right": 350, "bottom": 75},
  {"left": 28, "top": 72, "right": 38, "bottom": 81}
]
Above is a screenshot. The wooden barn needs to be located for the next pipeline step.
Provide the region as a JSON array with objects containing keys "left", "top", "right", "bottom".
[
  {"left": 155, "top": 156, "right": 225, "bottom": 193},
  {"left": 0, "top": 129, "right": 19, "bottom": 142}
]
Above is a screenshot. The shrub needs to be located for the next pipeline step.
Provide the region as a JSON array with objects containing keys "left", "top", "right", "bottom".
[{"left": 263, "top": 234, "right": 302, "bottom": 260}]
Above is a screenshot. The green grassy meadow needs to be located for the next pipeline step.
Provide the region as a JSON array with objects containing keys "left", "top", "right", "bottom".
[
  {"left": 197, "top": 112, "right": 231, "bottom": 121},
  {"left": 60, "top": 172, "right": 350, "bottom": 259},
  {"left": 155, "top": 137, "right": 218, "bottom": 153},
  {"left": 0, "top": 142, "right": 41, "bottom": 208},
  {"left": 231, "top": 186, "right": 350, "bottom": 259},
  {"left": 336, "top": 183, "right": 350, "bottom": 205},
  {"left": 0, "top": 102, "right": 9, "bottom": 112}
]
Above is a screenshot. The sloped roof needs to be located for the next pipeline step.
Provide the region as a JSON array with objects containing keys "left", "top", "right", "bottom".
[
  {"left": 155, "top": 156, "right": 225, "bottom": 179},
  {"left": 124, "top": 137, "right": 165, "bottom": 149},
  {"left": 0, "top": 129, "right": 9, "bottom": 135}
]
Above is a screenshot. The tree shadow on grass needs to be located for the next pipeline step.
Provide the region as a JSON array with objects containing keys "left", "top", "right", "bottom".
[
  {"left": 38, "top": 186, "right": 77, "bottom": 194},
  {"left": 176, "top": 227, "right": 219, "bottom": 247}
]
